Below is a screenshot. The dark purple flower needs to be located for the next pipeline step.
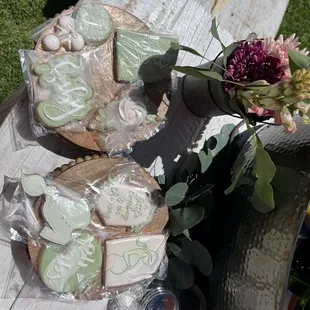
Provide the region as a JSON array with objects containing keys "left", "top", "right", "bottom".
[{"left": 224, "top": 40, "right": 285, "bottom": 91}]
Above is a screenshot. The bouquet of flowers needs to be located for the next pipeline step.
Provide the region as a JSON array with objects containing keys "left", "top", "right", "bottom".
[{"left": 170, "top": 19, "right": 310, "bottom": 213}]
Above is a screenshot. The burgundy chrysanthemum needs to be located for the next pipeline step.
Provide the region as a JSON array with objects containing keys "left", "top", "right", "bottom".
[{"left": 224, "top": 40, "right": 285, "bottom": 91}]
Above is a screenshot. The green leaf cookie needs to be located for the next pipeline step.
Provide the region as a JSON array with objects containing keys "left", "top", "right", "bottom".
[{"left": 39, "top": 232, "right": 102, "bottom": 293}]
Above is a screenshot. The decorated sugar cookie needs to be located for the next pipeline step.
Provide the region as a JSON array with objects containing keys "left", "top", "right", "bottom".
[
  {"left": 39, "top": 232, "right": 102, "bottom": 293},
  {"left": 96, "top": 178, "right": 156, "bottom": 230},
  {"left": 21, "top": 174, "right": 91, "bottom": 245},
  {"left": 36, "top": 77, "right": 93, "bottom": 128},
  {"left": 116, "top": 29, "right": 178, "bottom": 82},
  {"left": 74, "top": 3, "right": 113, "bottom": 46},
  {"left": 105, "top": 235, "right": 166, "bottom": 287},
  {"left": 88, "top": 98, "right": 157, "bottom": 132},
  {"left": 34, "top": 54, "right": 83, "bottom": 88},
  {"left": 33, "top": 54, "right": 93, "bottom": 128}
]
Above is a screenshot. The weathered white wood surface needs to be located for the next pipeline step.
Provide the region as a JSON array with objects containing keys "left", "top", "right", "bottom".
[{"left": 0, "top": 0, "right": 288, "bottom": 308}]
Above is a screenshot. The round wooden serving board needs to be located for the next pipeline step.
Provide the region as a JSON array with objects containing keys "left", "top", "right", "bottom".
[
  {"left": 34, "top": 5, "right": 168, "bottom": 152},
  {"left": 27, "top": 155, "right": 168, "bottom": 299}
]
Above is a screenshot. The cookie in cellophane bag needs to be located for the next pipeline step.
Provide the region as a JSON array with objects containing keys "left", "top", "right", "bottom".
[{"left": 0, "top": 156, "right": 169, "bottom": 304}]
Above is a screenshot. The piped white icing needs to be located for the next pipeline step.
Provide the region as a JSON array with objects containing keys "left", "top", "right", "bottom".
[
  {"left": 105, "top": 234, "right": 166, "bottom": 287},
  {"left": 97, "top": 179, "right": 156, "bottom": 229}
]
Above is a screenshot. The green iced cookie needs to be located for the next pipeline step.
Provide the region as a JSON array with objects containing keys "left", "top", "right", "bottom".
[
  {"left": 116, "top": 29, "right": 179, "bottom": 82},
  {"left": 34, "top": 54, "right": 83, "bottom": 88},
  {"left": 39, "top": 232, "right": 102, "bottom": 293},
  {"left": 36, "top": 77, "right": 93, "bottom": 128},
  {"left": 74, "top": 3, "right": 113, "bottom": 46}
]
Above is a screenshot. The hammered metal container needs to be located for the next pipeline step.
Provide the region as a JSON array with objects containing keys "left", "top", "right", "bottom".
[{"left": 207, "top": 117, "right": 310, "bottom": 310}]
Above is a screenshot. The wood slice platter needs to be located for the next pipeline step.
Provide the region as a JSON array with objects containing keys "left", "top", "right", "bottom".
[
  {"left": 34, "top": 5, "right": 169, "bottom": 152},
  {"left": 27, "top": 155, "right": 168, "bottom": 300}
]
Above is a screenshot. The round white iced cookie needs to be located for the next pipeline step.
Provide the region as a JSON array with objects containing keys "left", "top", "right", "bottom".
[
  {"left": 97, "top": 180, "right": 156, "bottom": 230},
  {"left": 42, "top": 34, "right": 60, "bottom": 51},
  {"left": 39, "top": 232, "right": 102, "bottom": 293},
  {"left": 74, "top": 3, "right": 113, "bottom": 46}
]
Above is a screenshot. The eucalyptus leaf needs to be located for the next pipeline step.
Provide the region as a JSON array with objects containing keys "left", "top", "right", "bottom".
[
  {"left": 171, "top": 42, "right": 206, "bottom": 59},
  {"left": 288, "top": 49, "right": 310, "bottom": 74},
  {"left": 170, "top": 66, "right": 223, "bottom": 81},
  {"left": 221, "top": 123, "right": 238, "bottom": 138},
  {"left": 169, "top": 205, "right": 205, "bottom": 236},
  {"left": 168, "top": 242, "right": 182, "bottom": 257},
  {"left": 224, "top": 164, "right": 244, "bottom": 194},
  {"left": 157, "top": 174, "right": 166, "bottom": 185},
  {"left": 168, "top": 257, "right": 195, "bottom": 290},
  {"left": 207, "top": 134, "right": 228, "bottom": 156},
  {"left": 223, "top": 42, "right": 239, "bottom": 67},
  {"left": 191, "top": 240, "right": 213, "bottom": 276},
  {"left": 171, "top": 237, "right": 213, "bottom": 276},
  {"left": 165, "top": 182, "right": 188, "bottom": 206},
  {"left": 198, "top": 149, "right": 213, "bottom": 173},
  {"left": 186, "top": 183, "right": 214, "bottom": 203},
  {"left": 183, "top": 229, "right": 192, "bottom": 241},
  {"left": 211, "top": 18, "right": 225, "bottom": 53},
  {"left": 252, "top": 182, "right": 275, "bottom": 213},
  {"left": 253, "top": 146, "right": 276, "bottom": 185}
]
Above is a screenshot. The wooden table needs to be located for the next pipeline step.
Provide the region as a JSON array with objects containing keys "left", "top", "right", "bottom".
[{"left": 0, "top": 0, "right": 288, "bottom": 308}]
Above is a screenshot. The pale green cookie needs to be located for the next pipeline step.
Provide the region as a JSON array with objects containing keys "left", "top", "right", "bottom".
[
  {"left": 39, "top": 232, "right": 102, "bottom": 293},
  {"left": 36, "top": 77, "right": 93, "bottom": 128},
  {"left": 116, "top": 30, "right": 179, "bottom": 82},
  {"left": 74, "top": 4, "right": 112, "bottom": 46},
  {"left": 34, "top": 54, "right": 83, "bottom": 88}
]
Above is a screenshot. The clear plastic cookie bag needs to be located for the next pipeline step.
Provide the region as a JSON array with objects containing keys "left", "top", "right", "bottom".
[
  {"left": 19, "top": 49, "right": 97, "bottom": 138},
  {"left": 88, "top": 79, "right": 169, "bottom": 155},
  {"left": 0, "top": 158, "right": 169, "bottom": 302}
]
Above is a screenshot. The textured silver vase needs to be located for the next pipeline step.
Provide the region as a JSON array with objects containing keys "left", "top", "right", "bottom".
[{"left": 208, "top": 117, "right": 310, "bottom": 310}]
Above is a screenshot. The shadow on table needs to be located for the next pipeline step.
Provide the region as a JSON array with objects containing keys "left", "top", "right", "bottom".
[
  {"left": 42, "top": 0, "right": 78, "bottom": 18},
  {"left": 131, "top": 77, "right": 212, "bottom": 184}
]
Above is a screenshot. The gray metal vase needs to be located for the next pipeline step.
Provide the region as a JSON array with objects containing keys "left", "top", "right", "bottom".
[
  {"left": 207, "top": 117, "right": 310, "bottom": 310},
  {"left": 182, "top": 56, "right": 234, "bottom": 118}
]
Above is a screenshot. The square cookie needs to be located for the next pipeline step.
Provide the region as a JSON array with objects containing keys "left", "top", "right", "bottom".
[
  {"left": 116, "top": 29, "right": 178, "bottom": 82},
  {"left": 105, "top": 234, "right": 166, "bottom": 287}
]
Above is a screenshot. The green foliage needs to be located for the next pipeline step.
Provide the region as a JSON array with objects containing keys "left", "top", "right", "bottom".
[
  {"left": 164, "top": 182, "right": 188, "bottom": 206},
  {"left": 251, "top": 136, "right": 276, "bottom": 212},
  {"left": 169, "top": 206, "right": 205, "bottom": 236},
  {"left": 168, "top": 237, "right": 213, "bottom": 276},
  {"left": 170, "top": 42, "right": 207, "bottom": 59},
  {"left": 288, "top": 49, "right": 310, "bottom": 73},
  {"left": 224, "top": 164, "right": 244, "bottom": 194},
  {"left": 198, "top": 149, "right": 212, "bottom": 173},
  {"left": 168, "top": 257, "right": 195, "bottom": 290},
  {"left": 0, "top": 0, "right": 47, "bottom": 103},
  {"left": 225, "top": 118, "right": 276, "bottom": 213},
  {"left": 159, "top": 124, "right": 239, "bottom": 301},
  {"left": 210, "top": 18, "right": 226, "bottom": 54},
  {"left": 170, "top": 66, "right": 223, "bottom": 81}
]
